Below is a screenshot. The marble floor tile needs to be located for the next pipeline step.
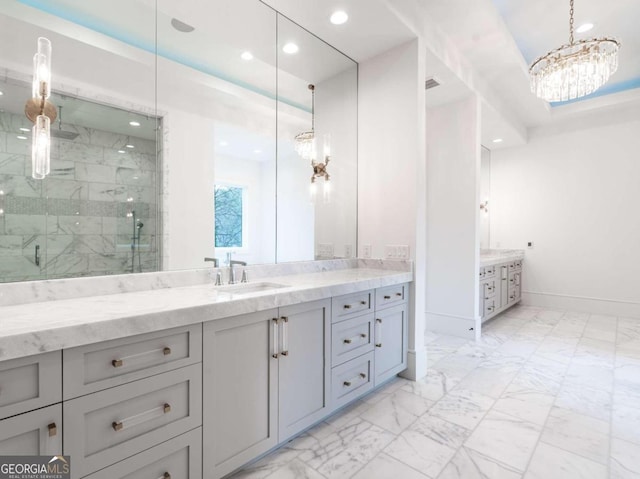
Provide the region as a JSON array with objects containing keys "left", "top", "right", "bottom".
[
  {"left": 429, "top": 388, "right": 495, "bottom": 430},
  {"left": 564, "top": 362, "right": 613, "bottom": 390},
  {"left": 384, "top": 425, "right": 458, "bottom": 478},
  {"left": 535, "top": 337, "right": 579, "bottom": 364},
  {"left": 540, "top": 406, "right": 610, "bottom": 465},
  {"left": 454, "top": 365, "right": 518, "bottom": 399},
  {"left": 437, "top": 447, "right": 522, "bottom": 479},
  {"left": 493, "top": 388, "right": 555, "bottom": 425},
  {"left": 613, "top": 380, "right": 640, "bottom": 408},
  {"left": 465, "top": 411, "right": 541, "bottom": 472},
  {"left": 611, "top": 404, "right": 640, "bottom": 445},
  {"left": 359, "top": 389, "right": 432, "bottom": 434},
  {"left": 532, "top": 308, "right": 565, "bottom": 326},
  {"left": 412, "top": 413, "right": 472, "bottom": 450},
  {"left": 611, "top": 437, "right": 640, "bottom": 479},
  {"left": 408, "top": 369, "right": 458, "bottom": 402},
  {"left": 263, "top": 458, "right": 326, "bottom": 479},
  {"left": 351, "top": 453, "right": 428, "bottom": 479},
  {"left": 524, "top": 442, "right": 607, "bottom": 479},
  {"left": 555, "top": 383, "right": 612, "bottom": 421},
  {"left": 501, "top": 305, "right": 541, "bottom": 320}
]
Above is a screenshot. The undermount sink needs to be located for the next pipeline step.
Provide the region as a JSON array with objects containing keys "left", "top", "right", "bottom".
[{"left": 217, "top": 282, "right": 289, "bottom": 296}]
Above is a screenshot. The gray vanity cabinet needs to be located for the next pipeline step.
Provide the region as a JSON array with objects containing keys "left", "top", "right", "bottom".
[
  {"left": 373, "top": 297, "right": 408, "bottom": 386},
  {"left": 277, "top": 299, "right": 331, "bottom": 442},
  {"left": 481, "top": 260, "right": 523, "bottom": 322},
  {"left": 203, "top": 309, "right": 279, "bottom": 479},
  {"left": 0, "top": 404, "right": 62, "bottom": 456},
  {"left": 203, "top": 299, "right": 330, "bottom": 479}
]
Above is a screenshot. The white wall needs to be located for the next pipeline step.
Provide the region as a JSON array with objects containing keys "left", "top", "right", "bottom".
[
  {"left": 491, "top": 119, "right": 640, "bottom": 318},
  {"left": 358, "top": 38, "right": 427, "bottom": 380},
  {"left": 479, "top": 147, "right": 491, "bottom": 249},
  {"left": 425, "top": 95, "right": 481, "bottom": 339}
]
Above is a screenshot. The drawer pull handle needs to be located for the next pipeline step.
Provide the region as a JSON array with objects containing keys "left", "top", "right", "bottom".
[
  {"left": 280, "top": 317, "right": 289, "bottom": 357},
  {"left": 111, "top": 346, "right": 173, "bottom": 369},
  {"left": 384, "top": 295, "right": 391, "bottom": 299},
  {"left": 47, "top": 423, "right": 57, "bottom": 437},
  {"left": 344, "top": 304, "right": 352, "bottom": 309},
  {"left": 396, "top": 292, "right": 402, "bottom": 297},
  {"left": 272, "top": 318, "right": 279, "bottom": 359},
  {"left": 360, "top": 300, "right": 367, "bottom": 305},
  {"left": 375, "top": 318, "right": 382, "bottom": 348},
  {"left": 112, "top": 403, "right": 171, "bottom": 432},
  {"left": 343, "top": 333, "right": 368, "bottom": 345},
  {"left": 343, "top": 373, "right": 367, "bottom": 388},
  {"left": 159, "top": 474, "right": 171, "bottom": 479},
  {"left": 376, "top": 343, "right": 382, "bottom": 347}
]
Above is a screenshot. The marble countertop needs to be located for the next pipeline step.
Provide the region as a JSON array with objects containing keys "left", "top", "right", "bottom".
[
  {"left": 0, "top": 266, "right": 412, "bottom": 362},
  {"left": 480, "top": 249, "right": 525, "bottom": 267}
]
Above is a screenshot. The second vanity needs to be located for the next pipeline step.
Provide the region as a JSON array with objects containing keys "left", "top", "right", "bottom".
[
  {"left": 479, "top": 249, "right": 524, "bottom": 323},
  {"left": 0, "top": 260, "right": 412, "bottom": 479}
]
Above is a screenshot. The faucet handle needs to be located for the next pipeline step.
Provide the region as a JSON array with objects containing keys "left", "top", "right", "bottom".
[
  {"left": 241, "top": 269, "right": 248, "bottom": 283},
  {"left": 214, "top": 270, "right": 223, "bottom": 286}
]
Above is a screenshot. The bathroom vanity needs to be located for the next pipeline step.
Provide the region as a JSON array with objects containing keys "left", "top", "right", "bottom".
[
  {"left": 479, "top": 250, "right": 524, "bottom": 323},
  {"left": 0, "top": 260, "right": 411, "bottom": 479}
]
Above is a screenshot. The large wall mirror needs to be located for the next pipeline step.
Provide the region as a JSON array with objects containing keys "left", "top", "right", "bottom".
[{"left": 0, "top": 0, "right": 357, "bottom": 283}]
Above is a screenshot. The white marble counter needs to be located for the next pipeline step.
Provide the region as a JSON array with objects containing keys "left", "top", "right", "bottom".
[
  {"left": 0, "top": 262, "right": 412, "bottom": 362},
  {"left": 480, "top": 249, "right": 525, "bottom": 267}
]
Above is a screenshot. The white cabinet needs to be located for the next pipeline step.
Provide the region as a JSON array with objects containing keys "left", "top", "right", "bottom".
[
  {"left": 480, "top": 260, "right": 522, "bottom": 322},
  {"left": 203, "top": 300, "right": 330, "bottom": 479},
  {"left": 0, "top": 404, "right": 62, "bottom": 456}
]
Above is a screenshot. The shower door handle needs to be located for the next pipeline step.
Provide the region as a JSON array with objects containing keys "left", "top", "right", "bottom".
[{"left": 35, "top": 244, "right": 40, "bottom": 266}]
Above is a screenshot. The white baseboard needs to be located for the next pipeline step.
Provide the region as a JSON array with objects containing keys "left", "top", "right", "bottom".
[
  {"left": 401, "top": 347, "right": 428, "bottom": 381},
  {"left": 426, "top": 311, "right": 478, "bottom": 340},
  {"left": 522, "top": 291, "right": 640, "bottom": 319}
]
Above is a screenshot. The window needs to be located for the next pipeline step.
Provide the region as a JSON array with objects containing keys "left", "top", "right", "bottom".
[{"left": 214, "top": 184, "right": 245, "bottom": 248}]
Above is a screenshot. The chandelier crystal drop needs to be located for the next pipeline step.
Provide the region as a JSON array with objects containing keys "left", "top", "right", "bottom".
[{"left": 529, "top": 0, "right": 620, "bottom": 102}]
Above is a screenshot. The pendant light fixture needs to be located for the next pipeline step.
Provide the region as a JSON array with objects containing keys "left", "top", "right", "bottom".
[
  {"left": 294, "top": 84, "right": 315, "bottom": 160},
  {"left": 25, "top": 37, "right": 56, "bottom": 179},
  {"left": 529, "top": 0, "right": 620, "bottom": 102}
]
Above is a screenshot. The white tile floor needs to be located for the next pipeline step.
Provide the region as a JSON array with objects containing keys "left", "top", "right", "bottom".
[{"left": 228, "top": 305, "right": 640, "bottom": 479}]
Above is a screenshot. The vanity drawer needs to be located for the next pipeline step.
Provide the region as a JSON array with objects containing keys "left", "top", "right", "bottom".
[
  {"left": 482, "top": 280, "right": 496, "bottom": 299},
  {"left": 0, "top": 351, "right": 61, "bottom": 420},
  {"left": 331, "top": 352, "right": 374, "bottom": 409},
  {"left": 375, "top": 284, "right": 407, "bottom": 310},
  {"left": 484, "top": 265, "right": 496, "bottom": 278},
  {"left": 64, "top": 364, "right": 202, "bottom": 478},
  {"left": 0, "top": 404, "right": 62, "bottom": 456},
  {"left": 331, "top": 290, "right": 373, "bottom": 323},
  {"left": 483, "top": 298, "right": 496, "bottom": 318},
  {"left": 331, "top": 314, "right": 374, "bottom": 367},
  {"left": 83, "top": 428, "right": 202, "bottom": 479},
  {"left": 63, "top": 324, "right": 202, "bottom": 399}
]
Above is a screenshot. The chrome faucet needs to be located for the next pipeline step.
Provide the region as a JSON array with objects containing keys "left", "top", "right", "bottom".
[
  {"left": 204, "top": 257, "right": 219, "bottom": 267},
  {"left": 205, "top": 257, "right": 222, "bottom": 285},
  {"left": 228, "top": 259, "right": 247, "bottom": 284}
]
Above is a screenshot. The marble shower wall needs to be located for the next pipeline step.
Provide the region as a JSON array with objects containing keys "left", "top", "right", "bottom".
[{"left": 0, "top": 111, "right": 159, "bottom": 282}]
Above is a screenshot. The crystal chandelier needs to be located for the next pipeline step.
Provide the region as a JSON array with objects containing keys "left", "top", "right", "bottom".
[
  {"left": 529, "top": 0, "right": 620, "bottom": 102},
  {"left": 294, "top": 84, "right": 315, "bottom": 160}
]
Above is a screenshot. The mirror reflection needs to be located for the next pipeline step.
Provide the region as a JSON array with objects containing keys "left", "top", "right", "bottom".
[{"left": 0, "top": 0, "right": 358, "bottom": 285}]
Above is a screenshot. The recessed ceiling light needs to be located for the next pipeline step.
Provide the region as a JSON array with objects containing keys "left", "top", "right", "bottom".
[
  {"left": 19, "top": 127, "right": 30, "bottom": 132},
  {"left": 219, "top": 141, "right": 228, "bottom": 146},
  {"left": 241, "top": 51, "right": 254, "bottom": 61},
  {"left": 282, "top": 42, "right": 299, "bottom": 54},
  {"left": 125, "top": 144, "right": 135, "bottom": 149},
  {"left": 576, "top": 23, "right": 594, "bottom": 33},
  {"left": 330, "top": 11, "right": 349, "bottom": 25},
  {"left": 171, "top": 18, "right": 195, "bottom": 33},
  {"left": 253, "top": 149, "right": 262, "bottom": 154},
  {"left": 132, "top": 176, "right": 139, "bottom": 180},
  {"left": 129, "top": 121, "right": 141, "bottom": 127},
  {"left": 492, "top": 138, "right": 503, "bottom": 143},
  {"left": 0, "top": 90, "right": 3, "bottom": 96},
  {"left": 118, "top": 150, "right": 126, "bottom": 154},
  {"left": 17, "top": 135, "right": 28, "bottom": 140}
]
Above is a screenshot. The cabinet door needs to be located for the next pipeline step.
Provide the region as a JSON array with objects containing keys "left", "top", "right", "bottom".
[
  {"left": 374, "top": 303, "right": 408, "bottom": 386},
  {"left": 278, "top": 299, "right": 330, "bottom": 442},
  {"left": 0, "top": 404, "right": 61, "bottom": 456},
  {"left": 203, "top": 309, "right": 279, "bottom": 479},
  {"left": 500, "top": 265, "right": 509, "bottom": 308}
]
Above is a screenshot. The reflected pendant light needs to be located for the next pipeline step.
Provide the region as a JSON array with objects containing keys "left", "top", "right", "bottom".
[
  {"left": 529, "top": 0, "right": 620, "bottom": 102},
  {"left": 25, "top": 37, "right": 56, "bottom": 179},
  {"left": 294, "top": 84, "right": 315, "bottom": 160}
]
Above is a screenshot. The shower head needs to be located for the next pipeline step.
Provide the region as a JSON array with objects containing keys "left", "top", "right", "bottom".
[{"left": 52, "top": 106, "right": 80, "bottom": 140}]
